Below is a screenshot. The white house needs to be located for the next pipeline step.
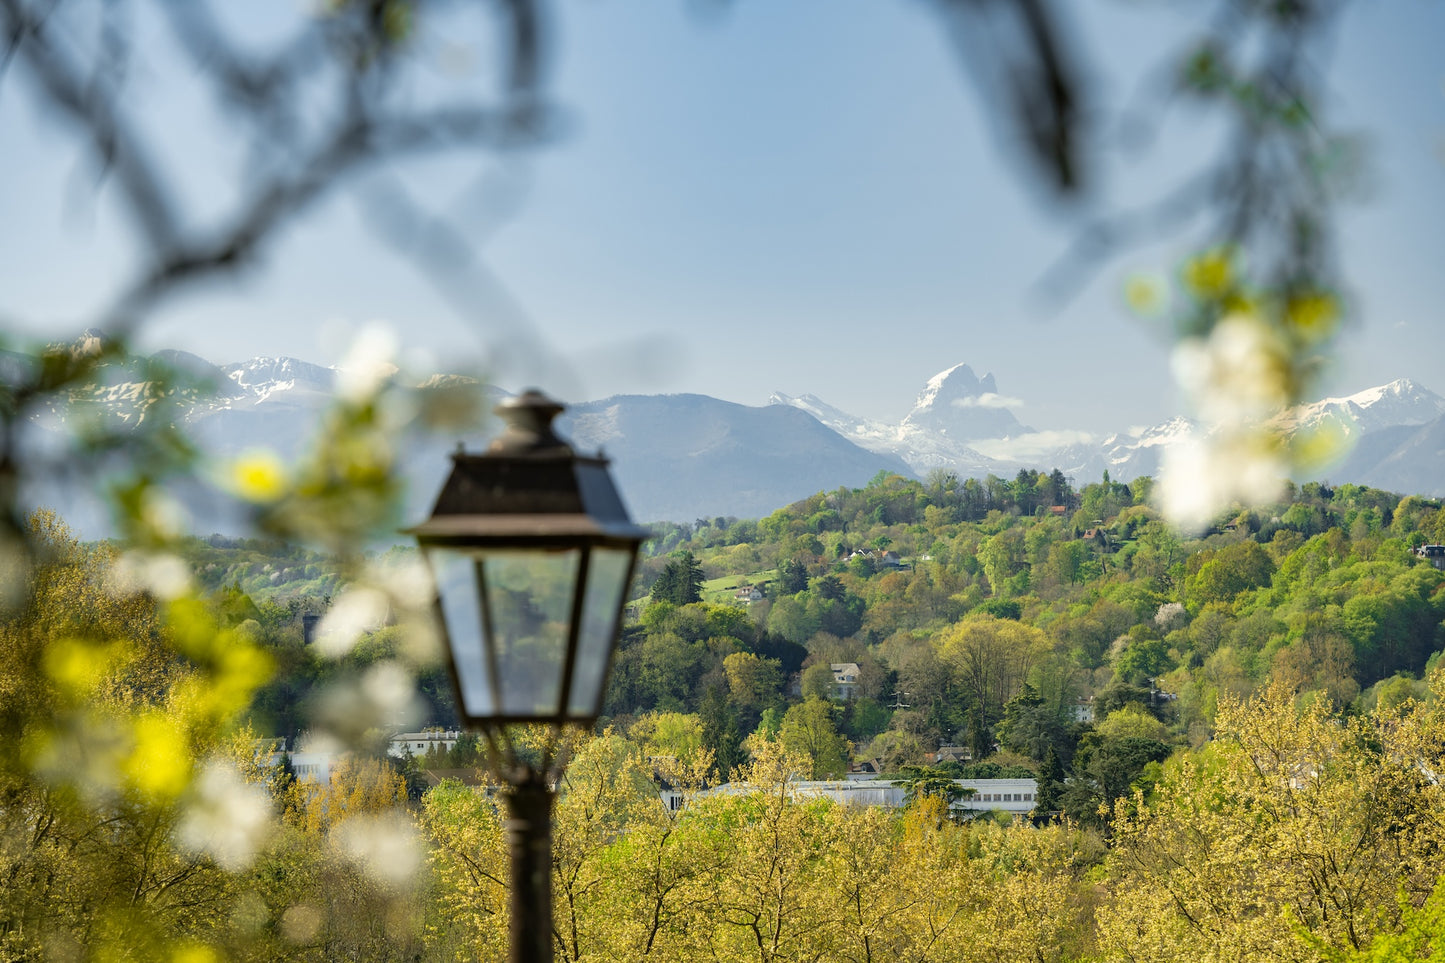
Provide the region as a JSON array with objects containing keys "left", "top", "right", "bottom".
[
  {"left": 734, "top": 585, "right": 765, "bottom": 604},
  {"left": 387, "top": 729, "right": 464, "bottom": 759},
  {"left": 830, "top": 662, "right": 861, "bottom": 699}
]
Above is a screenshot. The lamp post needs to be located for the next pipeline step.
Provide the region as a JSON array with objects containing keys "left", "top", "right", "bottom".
[{"left": 409, "top": 390, "right": 647, "bottom": 963}]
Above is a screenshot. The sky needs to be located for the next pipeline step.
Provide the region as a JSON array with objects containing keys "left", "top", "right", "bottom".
[{"left": 2, "top": 0, "right": 1443, "bottom": 440}]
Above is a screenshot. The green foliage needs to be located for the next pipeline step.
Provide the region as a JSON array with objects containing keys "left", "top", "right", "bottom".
[
  {"left": 895, "top": 765, "right": 970, "bottom": 807},
  {"left": 778, "top": 697, "right": 850, "bottom": 779},
  {"left": 13, "top": 463, "right": 1433, "bottom": 960},
  {"left": 650, "top": 551, "right": 705, "bottom": 606}
]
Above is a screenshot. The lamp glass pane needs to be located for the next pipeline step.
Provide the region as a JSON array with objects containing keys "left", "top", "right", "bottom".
[
  {"left": 567, "top": 547, "right": 634, "bottom": 715},
  {"left": 483, "top": 548, "right": 580, "bottom": 716},
  {"left": 430, "top": 546, "right": 581, "bottom": 719},
  {"left": 429, "top": 547, "right": 494, "bottom": 718}
]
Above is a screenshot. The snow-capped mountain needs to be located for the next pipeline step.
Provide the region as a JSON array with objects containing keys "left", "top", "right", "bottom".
[
  {"left": 1047, "top": 416, "right": 1197, "bottom": 483},
  {"left": 219, "top": 357, "right": 337, "bottom": 408},
  {"left": 772, "top": 365, "right": 1445, "bottom": 498},
  {"left": 900, "top": 363, "right": 1031, "bottom": 440},
  {"left": 22, "top": 341, "right": 916, "bottom": 526},
  {"left": 770, "top": 364, "right": 1031, "bottom": 475},
  {"left": 1331, "top": 415, "right": 1445, "bottom": 497},
  {"left": 1272, "top": 379, "right": 1445, "bottom": 437},
  {"left": 21, "top": 337, "right": 1445, "bottom": 534}
]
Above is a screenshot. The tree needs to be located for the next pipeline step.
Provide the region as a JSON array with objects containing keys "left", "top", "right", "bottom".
[
  {"left": 894, "top": 765, "right": 970, "bottom": 809},
  {"left": 723, "top": 651, "right": 784, "bottom": 724},
  {"left": 936, "top": 614, "right": 1050, "bottom": 751},
  {"left": 775, "top": 558, "right": 810, "bottom": 597},
  {"left": 1045, "top": 540, "right": 1089, "bottom": 588},
  {"left": 779, "top": 697, "right": 850, "bottom": 779},
  {"left": 631, "top": 711, "right": 707, "bottom": 763},
  {"left": 996, "top": 682, "right": 1073, "bottom": 765},
  {"left": 978, "top": 528, "right": 1028, "bottom": 597},
  {"left": 651, "top": 551, "right": 705, "bottom": 606},
  {"left": 422, "top": 780, "right": 510, "bottom": 958},
  {"left": 0, "top": 514, "right": 284, "bottom": 960},
  {"left": 1184, "top": 540, "right": 1277, "bottom": 609},
  {"left": 698, "top": 682, "right": 745, "bottom": 779},
  {"left": 1032, "top": 748, "right": 1065, "bottom": 825},
  {"left": 1099, "top": 678, "right": 1445, "bottom": 960},
  {"left": 702, "top": 738, "right": 835, "bottom": 962}
]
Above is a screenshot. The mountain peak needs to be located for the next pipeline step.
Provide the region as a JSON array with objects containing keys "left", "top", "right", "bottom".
[
  {"left": 221, "top": 356, "right": 337, "bottom": 406},
  {"left": 1276, "top": 378, "right": 1445, "bottom": 436},
  {"left": 902, "top": 364, "right": 1027, "bottom": 440},
  {"left": 1343, "top": 378, "right": 1441, "bottom": 410},
  {"left": 913, "top": 364, "right": 984, "bottom": 411},
  {"left": 46, "top": 327, "right": 115, "bottom": 360}
]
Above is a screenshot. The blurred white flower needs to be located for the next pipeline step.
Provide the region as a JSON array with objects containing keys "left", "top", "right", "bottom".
[
  {"left": 280, "top": 903, "right": 324, "bottom": 944},
  {"left": 109, "top": 550, "right": 193, "bottom": 600},
  {"left": 333, "top": 812, "right": 423, "bottom": 887},
  {"left": 362, "top": 661, "right": 425, "bottom": 724},
  {"left": 178, "top": 760, "right": 274, "bottom": 870},
  {"left": 1171, "top": 314, "right": 1291, "bottom": 425},
  {"left": 1159, "top": 432, "right": 1287, "bottom": 533},
  {"left": 312, "top": 661, "right": 423, "bottom": 743},
  {"left": 294, "top": 730, "right": 344, "bottom": 759},
  {"left": 315, "top": 587, "right": 390, "bottom": 656},
  {"left": 29, "top": 714, "right": 130, "bottom": 803},
  {"left": 1161, "top": 312, "right": 1291, "bottom": 530},
  {"left": 138, "top": 490, "right": 190, "bottom": 541},
  {"left": 366, "top": 554, "right": 435, "bottom": 610},
  {"left": 335, "top": 323, "right": 400, "bottom": 403}
]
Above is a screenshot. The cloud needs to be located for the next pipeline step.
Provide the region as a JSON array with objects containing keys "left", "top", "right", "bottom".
[
  {"left": 951, "top": 392, "right": 1023, "bottom": 410},
  {"left": 970, "top": 429, "right": 1096, "bottom": 461}
]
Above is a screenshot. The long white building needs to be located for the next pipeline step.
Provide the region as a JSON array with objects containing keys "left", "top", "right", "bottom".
[{"left": 690, "top": 777, "right": 1039, "bottom": 818}]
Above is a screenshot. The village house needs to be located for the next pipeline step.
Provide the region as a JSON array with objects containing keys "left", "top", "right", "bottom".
[
  {"left": 734, "top": 584, "right": 765, "bottom": 604},
  {"left": 830, "top": 662, "right": 861, "bottom": 699},
  {"left": 927, "top": 744, "right": 974, "bottom": 765}
]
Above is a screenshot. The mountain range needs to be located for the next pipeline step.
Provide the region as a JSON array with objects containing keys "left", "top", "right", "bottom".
[
  {"left": 771, "top": 367, "right": 1445, "bottom": 502},
  {"left": 18, "top": 337, "right": 1445, "bottom": 528}
]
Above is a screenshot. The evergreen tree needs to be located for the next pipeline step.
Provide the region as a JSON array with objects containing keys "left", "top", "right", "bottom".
[
  {"left": 698, "top": 682, "right": 744, "bottom": 780},
  {"left": 650, "top": 550, "right": 704, "bottom": 606},
  {"left": 1032, "top": 747, "right": 1065, "bottom": 825},
  {"left": 776, "top": 558, "right": 810, "bottom": 596}
]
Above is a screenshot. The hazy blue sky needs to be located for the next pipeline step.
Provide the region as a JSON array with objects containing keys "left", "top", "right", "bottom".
[{"left": 3, "top": 0, "right": 1442, "bottom": 438}]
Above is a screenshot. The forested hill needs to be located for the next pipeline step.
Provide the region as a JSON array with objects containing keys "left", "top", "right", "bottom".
[
  {"left": 173, "top": 469, "right": 1443, "bottom": 829},
  {"left": 12, "top": 475, "right": 1445, "bottom": 961},
  {"left": 604, "top": 470, "right": 1445, "bottom": 823}
]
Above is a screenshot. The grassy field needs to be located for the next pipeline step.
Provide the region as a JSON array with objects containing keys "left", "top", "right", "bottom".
[{"left": 700, "top": 569, "right": 777, "bottom": 605}]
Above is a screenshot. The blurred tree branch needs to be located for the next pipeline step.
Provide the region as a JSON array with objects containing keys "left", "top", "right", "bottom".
[
  {"left": 1041, "top": 0, "right": 1354, "bottom": 313},
  {"left": 1, "top": 0, "right": 553, "bottom": 333},
  {"left": 0, "top": 0, "right": 556, "bottom": 560}
]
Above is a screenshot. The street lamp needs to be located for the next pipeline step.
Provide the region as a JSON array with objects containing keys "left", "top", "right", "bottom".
[{"left": 409, "top": 390, "right": 647, "bottom": 963}]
